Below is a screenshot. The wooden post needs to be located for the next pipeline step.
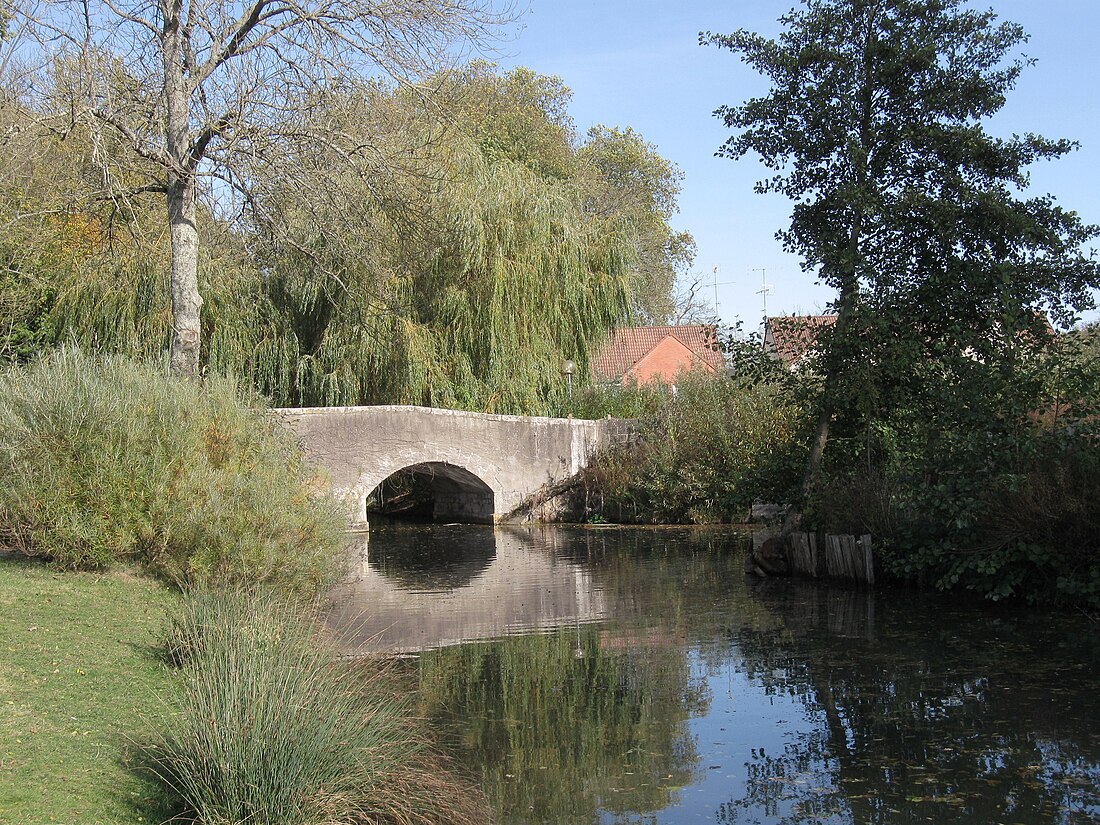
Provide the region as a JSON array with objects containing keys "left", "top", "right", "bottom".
[
  {"left": 859, "top": 534, "right": 874, "bottom": 585},
  {"left": 787, "top": 532, "right": 815, "bottom": 577}
]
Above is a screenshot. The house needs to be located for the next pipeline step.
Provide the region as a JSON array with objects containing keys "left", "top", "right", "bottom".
[
  {"left": 763, "top": 315, "right": 837, "bottom": 367},
  {"left": 591, "top": 325, "right": 725, "bottom": 385}
]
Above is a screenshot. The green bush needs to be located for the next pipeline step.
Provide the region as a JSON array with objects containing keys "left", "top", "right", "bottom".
[
  {"left": 0, "top": 348, "right": 346, "bottom": 594},
  {"left": 808, "top": 421, "right": 1100, "bottom": 608},
  {"left": 574, "top": 373, "right": 805, "bottom": 523},
  {"left": 553, "top": 379, "right": 666, "bottom": 420},
  {"left": 150, "top": 587, "right": 485, "bottom": 825},
  {"left": 901, "top": 434, "right": 1100, "bottom": 607}
]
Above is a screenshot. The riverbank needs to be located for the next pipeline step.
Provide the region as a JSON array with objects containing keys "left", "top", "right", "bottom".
[
  {"left": 0, "top": 556, "right": 491, "bottom": 825},
  {"left": 0, "top": 353, "right": 491, "bottom": 825},
  {"left": 0, "top": 557, "right": 176, "bottom": 824}
]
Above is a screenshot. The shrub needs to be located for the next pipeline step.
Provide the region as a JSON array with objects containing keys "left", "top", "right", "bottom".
[
  {"left": 150, "top": 587, "right": 486, "bottom": 825},
  {"left": 554, "top": 379, "right": 666, "bottom": 420},
  {"left": 0, "top": 348, "right": 346, "bottom": 594},
  {"left": 574, "top": 373, "right": 805, "bottom": 523},
  {"left": 928, "top": 435, "right": 1100, "bottom": 606},
  {"left": 808, "top": 423, "right": 1100, "bottom": 608}
]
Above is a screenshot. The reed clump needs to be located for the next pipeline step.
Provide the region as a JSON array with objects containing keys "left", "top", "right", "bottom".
[
  {"left": 0, "top": 348, "right": 346, "bottom": 594},
  {"left": 150, "top": 587, "right": 487, "bottom": 825}
]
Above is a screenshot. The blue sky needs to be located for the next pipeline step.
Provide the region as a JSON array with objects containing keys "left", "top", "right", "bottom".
[{"left": 493, "top": 1, "right": 1100, "bottom": 333}]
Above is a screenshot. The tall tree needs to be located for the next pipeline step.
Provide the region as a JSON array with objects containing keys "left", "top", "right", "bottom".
[
  {"left": 704, "top": 0, "right": 1100, "bottom": 513},
  {"left": 579, "top": 125, "right": 696, "bottom": 324},
  {"left": 243, "top": 73, "right": 639, "bottom": 412},
  {"left": 11, "top": 0, "right": 504, "bottom": 378}
]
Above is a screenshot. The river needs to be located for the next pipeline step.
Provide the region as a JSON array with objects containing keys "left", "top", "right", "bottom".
[{"left": 326, "top": 524, "right": 1100, "bottom": 825}]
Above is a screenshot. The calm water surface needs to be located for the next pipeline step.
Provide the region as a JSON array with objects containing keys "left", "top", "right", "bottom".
[{"left": 326, "top": 524, "right": 1100, "bottom": 825}]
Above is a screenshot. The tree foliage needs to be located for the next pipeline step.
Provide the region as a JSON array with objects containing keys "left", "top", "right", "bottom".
[
  {"left": 1, "top": 62, "right": 691, "bottom": 413},
  {"left": 704, "top": 0, "right": 1100, "bottom": 508},
  {"left": 9, "top": 0, "right": 506, "bottom": 377},
  {"left": 221, "top": 66, "right": 673, "bottom": 412},
  {"left": 578, "top": 125, "right": 696, "bottom": 323}
]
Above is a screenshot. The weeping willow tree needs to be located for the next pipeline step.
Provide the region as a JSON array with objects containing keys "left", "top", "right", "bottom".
[
  {"left": 241, "top": 142, "right": 636, "bottom": 413},
  {"left": 4, "top": 65, "right": 687, "bottom": 413},
  {"left": 200, "top": 69, "right": 653, "bottom": 414}
]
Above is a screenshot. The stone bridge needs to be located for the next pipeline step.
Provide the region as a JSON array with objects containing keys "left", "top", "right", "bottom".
[{"left": 277, "top": 405, "right": 631, "bottom": 523}]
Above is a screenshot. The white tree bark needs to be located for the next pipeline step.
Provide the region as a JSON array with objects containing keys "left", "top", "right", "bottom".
[{"left": 163, "top": 0, "right": 203, "bottom": 377}]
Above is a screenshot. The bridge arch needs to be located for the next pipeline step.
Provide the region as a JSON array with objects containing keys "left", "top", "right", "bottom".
[{"left": 368, "top": 461, "right": 495, "bottom": 524}]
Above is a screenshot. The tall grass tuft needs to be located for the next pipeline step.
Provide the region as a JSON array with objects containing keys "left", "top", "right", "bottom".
[
  {"left": 0, "top": 348, "right": 346, "bottom": 594},
  {"left": 151, "top": 587, "right": 487, "bottom": 825}
]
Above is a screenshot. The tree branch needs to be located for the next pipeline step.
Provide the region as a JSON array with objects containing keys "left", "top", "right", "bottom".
[
  {"left": 97, "top": 0, "right": 161, "bottom": 37},
  {"left": 188, "top": 114, "right": 234, "bottom": 172},
  {"left": 93, "top": 181, "right": 169, "bottom": 199},
  {"left": 91, "top": 108, "right": 171, "bottom": 168},
  {"left": 193, "top": 0, "right": 299, "bottom": 88}
]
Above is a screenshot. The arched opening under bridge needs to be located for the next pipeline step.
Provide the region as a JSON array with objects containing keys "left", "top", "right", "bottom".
[{"left": 366, "top": 462, "right": 495, "bottom": 524}]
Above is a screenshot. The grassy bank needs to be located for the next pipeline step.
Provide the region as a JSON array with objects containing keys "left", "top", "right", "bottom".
[
  {"left": 0, "top": 560, "right": 489, "bottom": 825},
  {"left": 0, "top": 352, "right": 486, "bottom": 824},
  {"left": 0, "top": 558, "right": 176, "bottom": 824}
]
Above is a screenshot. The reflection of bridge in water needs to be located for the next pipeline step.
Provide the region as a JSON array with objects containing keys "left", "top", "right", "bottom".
[{"left": 326, "top": 525, "right": 608, "bottom": 653}]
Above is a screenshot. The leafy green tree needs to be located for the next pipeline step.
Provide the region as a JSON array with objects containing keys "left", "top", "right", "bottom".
[
  {"left": 433, "top": 66, "right": 695, "bottom": 322},
  {"left": 704, "top": 0, "right": 1100, "bottom": 513},
  {"left": 439, "top": 61, "right": 578, "bottom": 180},
  {"left": 578, "top": 125, "right": 696, "bottom": 323},
  {"left": 228, "top": 67, "right": 691, "bottom": 411},
  {"left": 10, "top": 0, "right": 506, "bottom": 379}
]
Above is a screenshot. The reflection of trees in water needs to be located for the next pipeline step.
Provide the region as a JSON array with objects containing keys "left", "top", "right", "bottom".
[
  {"left": 548, "top": 527, "right": 774, "bottom": 627},
  {"left": 718, "top": 581, "right": 1100, "bottom": 824},
  {"left": 418, "top": 627, "right": 708, "bottom": 824},
  {"left": 395, "top": 526, "right": 1099, "bottom": 824},
  {"left": 367, "top": 525, "right": 496, "bottom": 591},
  {"left": 415, "top": 528, "right": 771, "bottom": 824}
]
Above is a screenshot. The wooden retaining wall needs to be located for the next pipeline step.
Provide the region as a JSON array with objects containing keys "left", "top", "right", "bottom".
[{"left": 783, "top": 532, "right": 876, "bottom": 585}]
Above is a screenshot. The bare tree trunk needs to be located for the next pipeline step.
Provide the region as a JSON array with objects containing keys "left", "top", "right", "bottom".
[
  {"left": 799, "top": 405, "right": 833, "bottom": 505},
  {"left": 167, "top": 176, "right": 202, "bottom": 378},
  {"left": 162, "top": 0, "right": 202, "bottom": 379}
]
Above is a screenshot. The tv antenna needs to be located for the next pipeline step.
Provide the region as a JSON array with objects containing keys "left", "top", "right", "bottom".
[
  {"left": 754, "top": 268, "right": 773, "bottom": 320},
  {"left": 710, "top": 265, "right": 736, "bottom": 321}
]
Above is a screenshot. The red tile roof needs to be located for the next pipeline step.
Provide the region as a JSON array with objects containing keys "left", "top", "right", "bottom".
[
  {"left": 591, "top": 325, "right": 724, "bottom": 382},
  {"left": 765, "top": 315, "right": 837, "bottom": 365}
]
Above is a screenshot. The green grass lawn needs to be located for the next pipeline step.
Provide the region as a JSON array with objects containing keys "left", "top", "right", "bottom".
[{"left": 0, "top": 557, "right": 177, "bottom": 825}]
